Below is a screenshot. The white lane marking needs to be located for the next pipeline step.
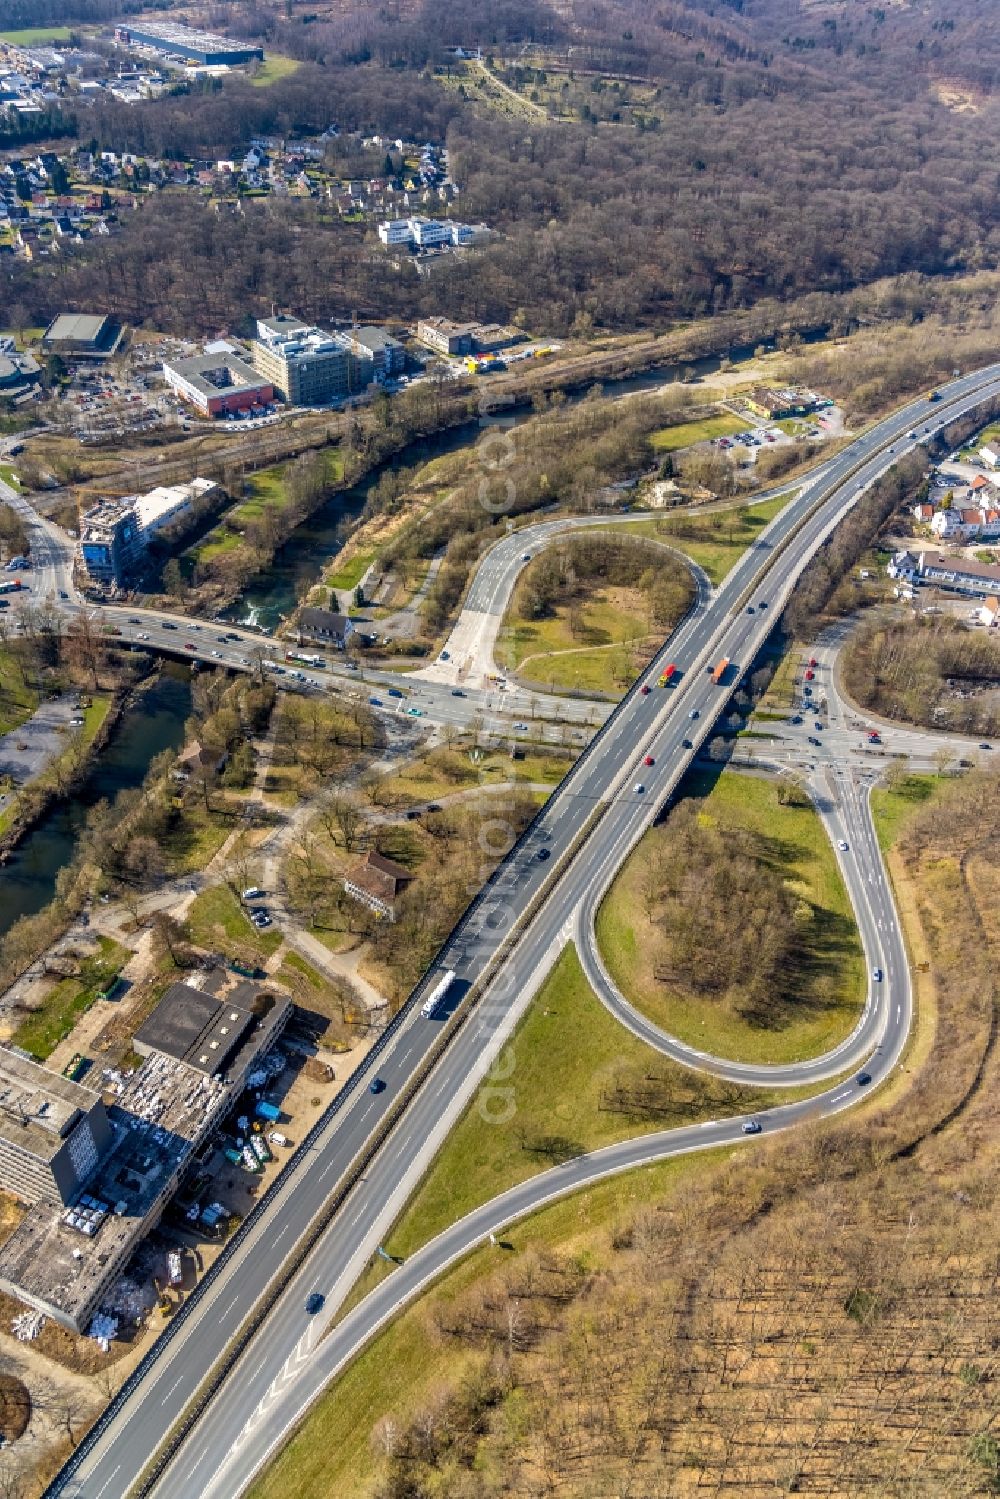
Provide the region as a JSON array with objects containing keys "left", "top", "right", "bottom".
[
  {"left": 93, "top": 1465, "right": 122, "bottom": 1498},
  {"left": 217, "top": 1295, "right": 240, "bottom": 1323},
  {"left": 161, "top": 1374, "right": 185, "bottom": 1406},
  {"left": 832, "top": 1089, "right": 852, "bottom": 1102}
]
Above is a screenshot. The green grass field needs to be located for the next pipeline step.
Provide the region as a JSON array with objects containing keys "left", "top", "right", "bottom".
[
  {"left": 339, "top": 944, "right": 810, "bottom": 1325},
  {"left": 11, "top": 938, "right": 129, "bottom": 1060},
  {"left": 597, "top": 770, "right": 865, "bottom": 1065},
  {"left": 0, "top": 25, "right": 72, "bottom": 43},
  {"left": 191, "top": 453, "right": 343, "bottom": 563},
  {"left": 380, "top": 746, "right": 573, "bottom": 803},
  {"left": 650, "top": 413, "right": 745, "bottom": 451},
  {"left": 250, "top": 53, "right": 301, "bottom": 86},
  {"left": 248, "top": 1150, "right": 727, "bottom": 1499},
  {"left": 0, "top": 648, "right": 38, "bottom": 737},
  {"left": 326, "top": 551, "right": 374, "bottom": 591},
  {"left": 184, "top": 884, "right": 282, "bottom": 962},
  {"left": 870, "top": 774, "right": 941, "bottom": 854},
  {"left": 620, "top": 492, "right": 791, "bottom": 585}
]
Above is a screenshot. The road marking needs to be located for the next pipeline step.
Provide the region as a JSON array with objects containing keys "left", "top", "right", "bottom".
[
  {"left": 161, "top": 1374, "right": 185, "bottom": 1406},
  {"left": 93, "top": 1465, "right": 122, "bottom": 1498},
  {"left": 832, "top": 1089, "right": 852, "bottom": 1102},
  {"left": 217, "top": 1295, "right": 240, "bottom": 1323}
]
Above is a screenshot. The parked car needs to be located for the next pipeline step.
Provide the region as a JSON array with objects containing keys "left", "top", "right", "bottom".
[{"left": 241, "top": 887, "right": 265, "bottom": 901}]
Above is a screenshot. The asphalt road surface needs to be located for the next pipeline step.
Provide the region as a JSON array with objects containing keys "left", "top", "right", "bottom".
[{"left": 47, "top": 366, "right": 1000, "bottom": 1498}]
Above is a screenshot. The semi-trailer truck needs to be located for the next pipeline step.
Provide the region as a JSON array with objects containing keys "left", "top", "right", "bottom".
[
  {"left": 422, "top": 968, "right": 456, "bottom": 1018},
  {"left": 711, "top": 657, "right": 730, "bottom": 684}
]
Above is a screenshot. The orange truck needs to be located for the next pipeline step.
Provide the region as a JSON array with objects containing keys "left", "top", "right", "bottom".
[{"left": 711, "top": 657, "right": 730, "bottom": 684}]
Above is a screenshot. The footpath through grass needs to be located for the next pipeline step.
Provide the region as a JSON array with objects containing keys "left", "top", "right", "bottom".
[
  {"left": 597, "top": 770, "right": 865, "bottom": 1066},
  {"left": 11, "top": 937, "right": 130, "bottom": 1060}
]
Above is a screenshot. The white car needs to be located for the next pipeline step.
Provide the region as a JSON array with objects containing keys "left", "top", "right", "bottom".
[
  {"left": 837, "top": 840, "right": 849, "bottom": 852},
  {"left": 138, "top": 632, "right": 150, "bottom": 641},
  {"left": 211, "top": 650, "right": 222, "bottom": 658}
]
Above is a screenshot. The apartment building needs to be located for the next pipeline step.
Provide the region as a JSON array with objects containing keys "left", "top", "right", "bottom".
[{"left": 252, "top": 314, "right": 372, "bottom": 405}]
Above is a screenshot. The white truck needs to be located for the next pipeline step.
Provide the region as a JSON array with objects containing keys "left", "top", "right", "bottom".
[{"left": 421, "top": 969, "right": 456, "bottom": 1019}]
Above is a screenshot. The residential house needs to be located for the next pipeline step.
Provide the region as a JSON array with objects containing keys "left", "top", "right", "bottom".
[
  {"left": 295, "top": 607, "right": 353, "bottom": 648},
  {"left": 979, "top": 596, "right": 1000, "bottom": 628},
  {"left": 343, "top": 851, "right": 413, "bottom": 921},
  {"left": 979, "top": 445, "right": 1000, "bottom": 468},
  {"left": 918, "top": 551, "right": 1000, "bottom": 597}
]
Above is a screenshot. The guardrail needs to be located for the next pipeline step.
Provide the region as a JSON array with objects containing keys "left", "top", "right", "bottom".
[{"left": 45, "top": 371, "right": 1000, "bottom": 1497}]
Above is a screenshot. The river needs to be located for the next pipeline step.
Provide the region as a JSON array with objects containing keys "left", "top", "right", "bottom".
[
  {"left": 0, "top": 330, "right": 819, "bottom": 935},
  {"left": 0, "top": 667, "right": 192, "bottom": 940}
]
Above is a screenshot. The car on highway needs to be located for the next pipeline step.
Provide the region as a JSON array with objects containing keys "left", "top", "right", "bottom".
[
  {"left": 162, "top": 621, "right": 178, "bottom": 630},
  {"left": 759, "top": 599, "right": 768, "bottom": 609},
  {"left": 184, "top": 641, "right": 196, "bottom": 650},
  {"left": 689, "top": 708, "right": 699, "bottom": 720},
  {"left": 872, "top": 967, "right": 882, "bottom": 982},
  {"left": 128, "top": 617, "right": 141, "bottom": 624},
  {"left": 408, "top": 706, "right": 423, "bottom": 717},
  {"left": 514, "top": 721, "right": 528, "bottom": 731},
  {"left": 388, "top": 688, "right": 403, "bottom": 698},
  {"left": 837, "top": 840, "right": 849, "bottom": 851},
  {"left": 908, "top": 431, "right": 916, "bottom": 439},
  {"left": 640, "top": 684, "right": 651, "bottom": 695},
  {"left": 746, "top": 605, "right": 755, "bottom": 614},
  {"left": 369, "top": 696, "right": 383, "bottom": 706},
  {"left": 451, "top": 688, "right": 465, "bottom": 697},
  {"left": 138, "top": 632, "right": 149, "bottom": 641},
  {"left": 369, "top": 1077, "right": 386, "bottom": 1094},
  {"left": 804, "top": 669, "right": 815, "bottom": 681},
  {"left": 814, "top": 721, "right": 823, "bottom": 730},
  {"left": 807, "top": 736, "right": 821, "bottom": 747},
  {"left": 741, "top": 1120, "right": 762, "bottom": 1135},
  {"left": 856, "top": 1072, "right": 872, "bottom": 1087},
  {"left": 634, "top": 782, "right": 645, "bottom": 793},
  {"left": 69, "top": 716, "right": 84, "bottom": 727},
  {"left": 211, "top": 650, "right": 222, "bottom": 658},
  {"left": 537, "top": 847, "right": 551, "bottom": 861},
  {"left": 803, "top": 686, "right": 812, "bottom": 696},
  {"left": 790, "top": 714, "right": 802, "bottom": 724},
  {"left": 643, "top": 754, "right": 655, "bottom": 766},
  {"left": 305, "top": 1292, "right": 325, "bottom": 1315},
  {"left": 979, "top": 742, "right": 992, "bottom": 750},
  {"left": 682, "top": 738, "right": 693, "bottom": 749},
  {"left": 217, "top": 635, "right": 228, "bottom": 642},
  {"left": 521, "top": 552, "right": 531, "bottom": 562}
]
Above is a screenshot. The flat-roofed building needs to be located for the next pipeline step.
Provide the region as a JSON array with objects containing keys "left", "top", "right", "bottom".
[
  {"left": 0, "top": 1047, "right": 113, "bottom": 1207},
  {"left": 0, "top": 973, "right": 291, "bottom": 1332},
  {"left": 252, "top": 314, "right": 372, "bottom": 405},
  {"left": 416, "top": 317, "right": 476, "bottom": 357},
  {"left": 348, "top": 325, "right": 406, "bottom": 379},
  {"left": 114, "top": 22, "right": 263, "bottom": 66},
  {"left": 79, "top": 496, "right": 144, "bottom": 588},
  {"left": 163, "top": 350, "right": 273, "bottom": 417},
  {"left": 41, "top": 312, "right": 124, "bottom": 361}
]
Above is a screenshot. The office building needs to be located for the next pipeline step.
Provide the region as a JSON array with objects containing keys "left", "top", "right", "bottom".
[
  {"left": 348, "top": 326, "right": 406, "bottom": 379},
  {"left": 252, "top": 314, "right": 372, "bottom": 405},
  {"left": 79, "top": 496, "right": 145, "bottom": 588},
  {"left": 163, "top": 350, "right": 273, "bottom": 417},
  {"left": 0, "top": 1048, "right": 113, "bottom": 1208}
]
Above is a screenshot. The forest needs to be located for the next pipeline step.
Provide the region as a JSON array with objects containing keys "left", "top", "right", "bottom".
[
  {"left": 6, "top": 0, "right": 1000, "bottom": 335},
  {"left": 843, "top": 616, "right": 1000, "bottom": 739}
]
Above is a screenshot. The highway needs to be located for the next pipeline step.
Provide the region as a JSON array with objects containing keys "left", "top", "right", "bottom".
[{"left": 43, "top": 364, "right": 1000, "bottom": 1498}]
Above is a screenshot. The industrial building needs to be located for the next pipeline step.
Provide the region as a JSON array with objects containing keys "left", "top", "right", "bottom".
[
  {"left": 252, "top": 314, "right": 372, "bottom": 406},
  {"left": 41, "top": 313, "right": 124, "bottom": 361},
  {"left": 162, "top": 350, "right": 273, "bottom": 417},
  {"left": 113, "top": 22, "right": 263, "bottom": 67},
  {"left": 0, "top": 973, "right": 291, "bottom": 1333}
]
